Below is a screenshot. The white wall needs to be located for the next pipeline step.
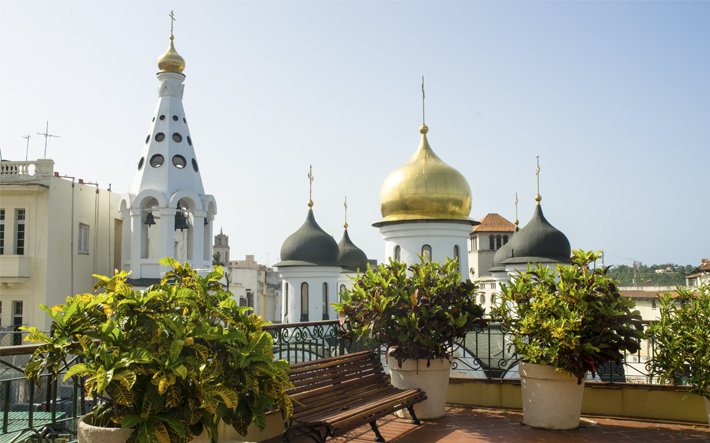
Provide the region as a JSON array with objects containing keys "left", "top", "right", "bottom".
[{"left": 277, "top": 266, "right": 340, "bottom": 323}]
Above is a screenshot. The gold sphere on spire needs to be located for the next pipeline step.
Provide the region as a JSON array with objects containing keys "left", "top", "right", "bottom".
[
  {"left": 379, "top": 126, "right": 471, "bottom": 222},
  {"left": 157, "top": 36, "right": 185, "bottom": 73}
]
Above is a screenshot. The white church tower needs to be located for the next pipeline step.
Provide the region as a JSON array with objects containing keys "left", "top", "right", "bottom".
[
  {"left": 373, "top": 88, "right": 477, "bottom": 277},
  {"left": 120, "top": 16, "right": 216, "bottom": 280}
]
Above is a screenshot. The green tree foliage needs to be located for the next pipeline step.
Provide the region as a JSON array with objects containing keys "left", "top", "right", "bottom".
[
  {"left": 334, "top": 258, "right": 485, "bottom": 364},
  {"left": 607, "top": 263, "right": 693, "bottom": 286},
  {"left": 492, "top": 250, "right": 645, "bottom": 383},
  {"left": 23, "top": 259, "right": 292, "bottom": 442},
  {"left": 649, "top": 284, "right": 710, "bottom": 400}
]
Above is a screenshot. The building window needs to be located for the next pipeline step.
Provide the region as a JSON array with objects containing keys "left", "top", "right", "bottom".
[
  {"left": 652, "top": 299, "right": 657, "bottom": 310},
  {"left": 489, "top": 235, "right": 495, "bottom": 250},
  {"left": 283, "top": 282, "right": 289, "bottom": 320},
  {"left": 503, "top": 235, "right": 509, "bottom": 245},
  {"left": 480, "top": 294, "right": 486, "bottom": 305},
  {"left": 339, "top": 284, "right": 346, "bottom": 295},
  {"left": 496, "top": 235, "right": 502, "bottom": 249},
  {"left": 394, "top": 245, "right": 401, "bottom": 261},
  {"left": 471, "top": 234, "right": 477, "bottom": 251},
  {"left": 78, "top": 223, "right": 90, "bottom": 254},
  {"left": 246, "top": 291, "right": 253, "bottom": 308},
  {"left": 322, "top": 283, "right": 329, "bottom": 320},
  {"left": 300, "top": 282, "right": 309, "bottom": 322},
  {"left": 12, "top": 301, "right": 23, "bottom": 346},
  {"left": 15, "top": 209, "right": 25, "bottom": 255},
  {"left": 0, "top": 209, "right": 4, "bottom": 254},
  {"left": 421, "top": 244, "right": 432, "bottom": 262}
]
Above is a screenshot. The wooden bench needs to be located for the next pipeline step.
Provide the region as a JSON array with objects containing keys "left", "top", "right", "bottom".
[{"left": 283, "top": 350, "right": 427, "bottom": 442}]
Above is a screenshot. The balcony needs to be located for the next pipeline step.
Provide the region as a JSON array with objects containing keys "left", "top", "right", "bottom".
[
  {"left": 0, "top": 256, "right": 32, "bottom": 286},
  {"left": 1, "top": 320, "right": 707, "bottom": 442}
]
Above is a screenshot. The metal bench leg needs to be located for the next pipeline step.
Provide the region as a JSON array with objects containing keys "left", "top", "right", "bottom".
[
  {"left": 369, "top": 421, "right": 386, "bottom": 442},
  {"left": 407, "top": 406, "right": 421, "bottom": 425}
]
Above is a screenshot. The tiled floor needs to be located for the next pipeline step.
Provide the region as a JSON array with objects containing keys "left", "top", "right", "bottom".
[{"left": 271, "top": 405, "right": 710, "bottom": 442}]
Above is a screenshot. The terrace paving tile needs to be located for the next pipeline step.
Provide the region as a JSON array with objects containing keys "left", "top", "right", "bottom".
[{"left": 270, "top": 405, "right": 710, "bottom": 442}]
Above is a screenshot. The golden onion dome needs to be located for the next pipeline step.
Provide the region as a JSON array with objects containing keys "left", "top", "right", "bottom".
[
  {"left": 157, "top": 36, "right": 185, "bottom": 73},
  {"left": 379, "top": 124, "right": 472, "bottom": 223}
]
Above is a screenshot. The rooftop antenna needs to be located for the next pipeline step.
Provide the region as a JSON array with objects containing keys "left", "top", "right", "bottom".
[
  {"left": 535, "top": 155, "right": 541, "bottom": 204},
  {"left": 22, "top": 135, "right": 31, "bottom": 161},
  {"left": 343, "top": 196, "right": 348, "bottom": 230},
  {"left": 36, "top": 121, "right": 60, "bottom": 158},
  {"left": 307, "top": 165, "right": 314, "bottom": 208}
]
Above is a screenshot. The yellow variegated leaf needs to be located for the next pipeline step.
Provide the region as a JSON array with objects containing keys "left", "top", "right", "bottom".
[{"left": 154, "top": 423, "right": 171, "bottom": 443}]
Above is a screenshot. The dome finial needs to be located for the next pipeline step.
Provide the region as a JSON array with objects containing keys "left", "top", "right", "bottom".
[
  {"left": 535, "top": 155, "right": 542, "bottom": 204},
  {"left": 343, "top": 196, "right": 349, "bottom": 229},
  {"left": 157, "top": 10, "right": 186, "bottom": 73},
  {"left": 307, "top": 165, "right": 315, "bottom": 208},
  {"left": 420, "top": 75, "right": 429, "bottom": 135},
  {"left": 514, "top": 192, "right": 520, "bottom": 231}
]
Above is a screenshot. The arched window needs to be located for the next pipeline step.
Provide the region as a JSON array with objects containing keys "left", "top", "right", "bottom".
[
  {"left": 503, "top": 235, "right": 509, "bottom": 245},
  {"left": 421, "top": 244, "right": 432, "bottom": 262},
  {"left": 394, "top": 245, "right": 401, "bottom": 261},
  {"left": 453, "top": 245, "right": 460, "bottom": 261},
  {"left": 472, "top": 235, "right": 477, "bottom": 251},
  {"left": 322, "top": 283, "right": 329, "bottom": 320},
  {"left": 283, "top": 282, "right": 289, "bottom": 320},
  {"left": 489, "top": 235, "right": 495, "bottom": 250},
  {"left": 496, "top": 235, "right": 502, "bottom": 249},
  {"left": 491, "top": 293, "right": 497, "bottom": 306},
  {"left": 480, "top": 294, "right": 486, "bottom": 305},
  {"left": 339, "top": 284, "right": 346, "bottom": 294},
  {"left": 300, "top": 282, "right": 309, "bottom": 322}
]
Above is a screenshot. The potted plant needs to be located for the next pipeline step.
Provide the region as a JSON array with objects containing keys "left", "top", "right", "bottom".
[
  {"left": 334, "top": 258, "right": 484, "bottom": 419},
  {"left": 22, "top": 258, "right": 293, "bottom": 442},
  {"left": 491, "top": 250, "right": 644, "bottom": 430},
  {"left": 649, "top": 283, "right": 710, "bottom": 426}
]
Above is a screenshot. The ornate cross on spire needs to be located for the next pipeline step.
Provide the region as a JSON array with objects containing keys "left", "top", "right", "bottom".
[
  {"left": 535, "top": 155, "right": 542, "bottom": 204},
  {"left": 36, "top": 121, "right": 60, "bottom": 158},
  {"left": 421, "top": 75, "right": 426, "bottom": 126},
  {"left": 343, "top": 196, "right": 349, "bottom": 229},
  {"left": 169, "top": 10, "right": 176, "bottom": 38},
  {"left": 307, "top": 165, "right": 314, "bottom": 208},
  {"left": 514, "top": 192, "right": 519, "bottom": 230}
]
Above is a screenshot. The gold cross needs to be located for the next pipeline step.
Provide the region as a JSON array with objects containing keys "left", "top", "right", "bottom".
[
  {"left": 535, "top": 156, "right": 541, "bottom": 204},
  {"left": 169, "top": 10, "right": 176, "bottom": 37},
  {"left": 344, "top": 196, "right": 348, "bottom": 229},
  {"left": 307, "top": 165, "right": 314, "bottom": 207}
]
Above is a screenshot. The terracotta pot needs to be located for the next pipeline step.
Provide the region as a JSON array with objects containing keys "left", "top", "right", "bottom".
[
  {"left": 520, "top": 362, "right": 584, "bottom": 430},
  {"left": 387, "top": 354, "right": 451, "bottom": 420}
]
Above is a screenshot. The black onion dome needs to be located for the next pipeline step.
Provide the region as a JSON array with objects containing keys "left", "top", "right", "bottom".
[
  {"left": 275, "top": 209, "right": 340, "bottom": 267},
  {"left": 501, "top": 205, "right": 571, "bottom": 265},
  {"left": 338, "top": 230, "right": 368, "bottom": 273}
]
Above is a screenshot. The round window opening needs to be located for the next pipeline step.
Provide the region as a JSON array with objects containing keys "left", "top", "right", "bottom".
[
  {"left": 149, "top": 154, "right": 165, "bottom": 168},
  {"left": 159, "top": 115, "right": 166, "bottom": 121},
  {"left": 172, "top": 133, "right": 183, "bottom": 143},
  {"left": 191, "top": 158, "right": 199, "bottom": 172},
  {"left": 138, "top": 157, "right": 145, "bottom": 170},
  {"left": 155, "top": 132, "right": 165, "bottom": 142},
  {"left": 172, "top": 115, "right": 179, "bottom": 121},
  {"left": 172, "top": 155, "right": 187, "bottom": 169},
  {"left": 187, "top": 136, "right": 192, "bottom": 146}
]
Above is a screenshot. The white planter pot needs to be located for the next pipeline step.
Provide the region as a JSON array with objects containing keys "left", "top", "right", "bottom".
[
  {"left": 77, "top": 414, "right": 211, "bottom": 443},
  {"left": 218, "top": 412, "right": 284, "bottom": 442},
  {"left": 520, "top": 362, "right": 584, "bottom": 430},
  {"left": 387, "top": 354, "right": 451, "bottom": 420},
  {"left": 77, "top": 414, "right": 133, "bottom": 443}
]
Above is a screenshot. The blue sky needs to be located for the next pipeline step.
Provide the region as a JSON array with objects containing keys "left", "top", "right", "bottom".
[{"left": 1, "top": 1, "right": 708, "bottom": 267}]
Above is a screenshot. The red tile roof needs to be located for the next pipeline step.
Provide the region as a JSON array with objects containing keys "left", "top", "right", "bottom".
[{"left": 472, "top": 213, "right": 515, "bottom": 233}]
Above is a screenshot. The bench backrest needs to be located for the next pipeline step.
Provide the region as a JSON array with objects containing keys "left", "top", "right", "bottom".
[{"left": 288, "top": 350, "right": 390, "bottom": 416}]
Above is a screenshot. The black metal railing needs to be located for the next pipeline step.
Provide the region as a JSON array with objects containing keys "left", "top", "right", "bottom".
[{"left": 0, "top": 319, "right": 663, "bottom": 441}]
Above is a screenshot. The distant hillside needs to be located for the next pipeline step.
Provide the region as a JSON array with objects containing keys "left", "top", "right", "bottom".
[{"left": 607, "top": 263, "right": 693, "bottom": 286}]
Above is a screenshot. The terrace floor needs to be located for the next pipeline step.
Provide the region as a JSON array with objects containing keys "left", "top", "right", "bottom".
[{"left": 269, "top": 405, "right": 710, "bottom": 442}]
